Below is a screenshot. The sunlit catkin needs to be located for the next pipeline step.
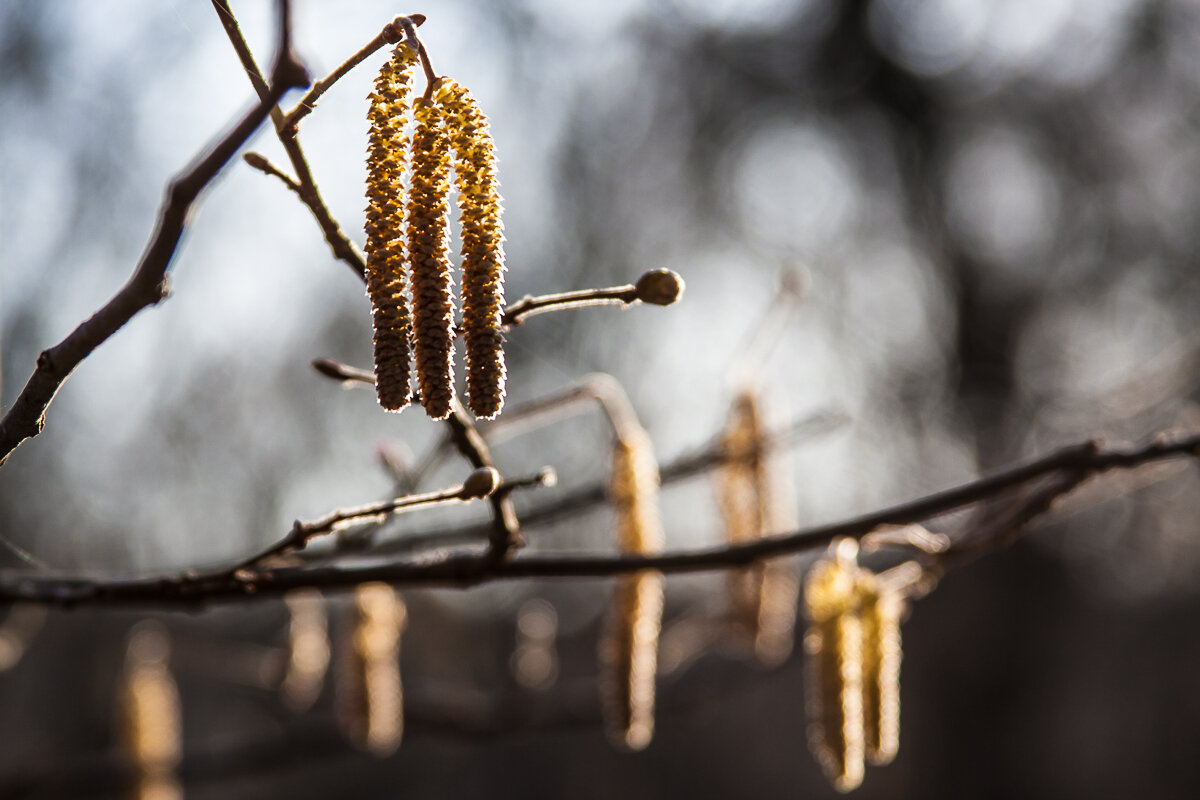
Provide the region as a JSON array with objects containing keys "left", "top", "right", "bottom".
[
  {"left": 120, "top": 622, "right": 182, "bottom": 800},
  {"left": 600, "top": 425, "right": 665, "bottom": 751},
  {"left": 337, "top": 582, "right": 407, "bottom": 756},
  {"left": 717, "top": 390, "right": 798, "bottom": 667},
  {"left": 364, "top": 44, "right": 418, "bottom": 412},
  {"left": 804, "top": 540, "right": 866, "bottom": 792},
  {"left": 439, "top": 79, "right": 507, "bottom": 419},
  {"left": 406, "top": 92, "right": 456, "bottom": 420},
  {"left": 859, "top": 575, "right": 903, "bottom": 766},
  {"left": 281, "top": 589, "right": 330, "bottom": 712}
]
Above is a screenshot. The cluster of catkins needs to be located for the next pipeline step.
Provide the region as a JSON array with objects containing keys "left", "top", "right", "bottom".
[
  {"left": 804, "top": 538, "right": 906, "bottom": 792},
  {"left": 365, "top": 43, "right": 506, "bottom": 420}
]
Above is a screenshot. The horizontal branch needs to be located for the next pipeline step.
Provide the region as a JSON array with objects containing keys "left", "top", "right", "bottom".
[
  {"left": 0, "top": 2, "right": 309, "bottom": 468},
  {"left": 1, "top": 431, "right": 1194, "bottom": 608}
]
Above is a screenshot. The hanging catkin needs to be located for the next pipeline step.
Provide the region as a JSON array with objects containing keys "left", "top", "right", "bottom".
[
  {"left": 364, "top": 44, "right": 418, "bottom": 411},
  {"left": 600, "top": 425, "right": 665, "bottom": 751},
  {"left": 120, "top": 623, "right": 183, "bottom": 800},
  {"left": 859, "top": 573, "right": 903, "bottom": 766},
  {"left": 406, "top": 90, "right": 456, "bottom": 420},
  {"left": 337, "top": 582, "right": 407, "bottom": 756},
  {"left": 804, "top": 540, "right": 866, "bottom": 792},
  {"left": 281, "top": 589, "right": 330, "bottom": 713},
  {"left": 716, "top": 390, "right": 798, "bottom": 667},
  {"left": 439, "top": 79, "right": 507, "bottom": 419}
]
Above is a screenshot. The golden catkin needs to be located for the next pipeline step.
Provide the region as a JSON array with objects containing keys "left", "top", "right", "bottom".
[
  {"left": 717, "top": 390, "right": 798, "bottom": 667},
  {"left": 439, "top": 79, "right": 507, "bottom": 419},
  {"left": 406, "top": 93, "right": 456, "bottom": 420},
  {"left": 120, "top": 623, "right": 183, "bottom": 800},
  {"left": 337, "top": 583, "right": 407, "bottom": 756},
  {"left": 364, "top": 44, "right": 418, "bottom": 412},
  {"left": 804, "top": 542, "right": 866, "bottom": 792},
  {"left": 281, "top": 589, "right": 330, "bottom": 713},
  {"left": 859, "top": 575, "right": 904, "bottom": 766},
  {"left": 600, "top": 426, "right": 665, "bottom": 751}
]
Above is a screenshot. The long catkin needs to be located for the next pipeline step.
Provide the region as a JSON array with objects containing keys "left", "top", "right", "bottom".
[
  {"left": 804, "top": 542, "right": 866, "bottom": 792},
  {"left": 600, "top": 426, "right": 665, "bottom": 751},
  {"left": 337, "top": 582, "right": 407, "bottom": 756},
  {"left": 439, "top": 79, "right": 507, "bottom": 419},
  {"left": 717, "top": 390, "right": 798, "bottom": 667},
  {"left": 406, "top": 92, "right": 456, "bottom": 420},
  {"left": 859, "top": 575, "right": 903, "bottom": 766},
  {"left": 121, "top": 624, "right": 183, "bottom": 800},
  {"left": 364, "top": 44, "right": 418, "bottom": 411}
]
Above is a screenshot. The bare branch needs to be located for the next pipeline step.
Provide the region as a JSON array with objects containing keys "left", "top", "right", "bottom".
[
  {"left": 0, "top": 1, "right": 309, "bottom": 468},
  {"left": 213, "top": 0, "right": 367, "bottom": 279},
  {"left": 226, "top": 467, "right": 504, "bottom": 574},
  {"left": 1, "top": 432, "right": 1194, "bottom": 607},
  {"left": 278, "top": 14, "right": 427, "bottom": 136},
  {"left": 501, "top": 270, "right": 685, "bottom": 327}
]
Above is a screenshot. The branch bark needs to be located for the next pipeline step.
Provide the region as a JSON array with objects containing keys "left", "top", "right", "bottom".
[
  {"left": 0, "top": 1, "right": 309, "bottom": 468},
  {"left": 2, "top": 432, "right": 1194, "bottom": 608}
]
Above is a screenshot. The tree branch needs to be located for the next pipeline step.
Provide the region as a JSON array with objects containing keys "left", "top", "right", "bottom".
[
  {"left": 277, "top": 14, "right": 426, "bottom": 136},
  {"left": 0, "top": 1, "right": 309, "bottom": 468},
  {"left": 2, "top": 432, "right": 1194, "bottom": 607},
  {"left": 212, "top": 0, "right": 367, "bottom": 279}
]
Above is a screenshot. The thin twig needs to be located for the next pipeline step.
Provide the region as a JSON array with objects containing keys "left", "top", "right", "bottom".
[
  {"left": 243, "top": 151, "right": 300, "bottom": 193},
  {"left": 445, "top": 397, "right": 524, "bottom": 560},
  {"left": 501, "top": 269, "right": 684, "bottom": 327},
  {"left": 213, "top": 0, "right": 367, "bottom": 279},
  {"left": 226, "top": 469, "right": 503, "bottom": 575},
  {"left": 502, "top": 286, "right": 640, "bottom": 326},
  {"left": 278, "top": 14, "right": 427, "bottom": 136},
  {"left": 0, "top": 1, "right": 309, "bottom": 468},
  {"left": 2, "top": 432, "right": 1195, "bottom": 607},
  {"left": 331, "top": 406, "right": 849, "bottom": 560}
]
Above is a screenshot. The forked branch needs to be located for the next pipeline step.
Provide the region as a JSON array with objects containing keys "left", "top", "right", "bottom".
[{"left": 0, "top": 0, "right": 309, "bottom": 468}]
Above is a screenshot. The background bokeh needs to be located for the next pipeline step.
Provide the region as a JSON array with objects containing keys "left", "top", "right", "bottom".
[{"left": 1, "top": 0, "right": 1199, "bottom": 797}]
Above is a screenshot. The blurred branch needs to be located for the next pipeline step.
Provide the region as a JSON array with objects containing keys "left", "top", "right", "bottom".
[
  {"left": 2, "top": 432, "right": 1195, "bottom": 607},
  {"left": 0, "top": 1, "right": 309, "bottom": 469},
  {"left": 331, "top": 405, "right": 849, "bottom": 559}
]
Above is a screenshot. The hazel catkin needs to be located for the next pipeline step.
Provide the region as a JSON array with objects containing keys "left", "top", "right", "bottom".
[
  {"left": 716, "top": 389, "right": 798, "bottom": 667},
  {"left": 439, "top": 79, "right": 507, "bottom": 420},
  {"left": 406, "top": 93, "right": 456, "bottom": 420},
  {"left": 337, "top": 582, "right": 407, "bottom": 756},
  {"left": 600, "top": 425, "right": 665, "bottom": 751},
  {"left": 364, "top": 44, "right": 418, "bottom": 412}
]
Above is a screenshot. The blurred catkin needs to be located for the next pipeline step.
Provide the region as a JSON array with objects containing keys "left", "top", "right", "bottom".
[
  {"left": 281, "top": 589, "right": 330, "bottom": 712},
  {"left": 439, "top": 79, "right": 507, "bottom": 419},
  {"left": 364, "top": 44, "right": 418, "bottom": 412},
  {"left": 600, "top": 425, "right": 665, "bottom": 751},
  {"left": 120, "top": 623, "right": 182, "bottom": 800},
  {"left": 804, "top": 541, "right": 866, "bottom": 792},
  {"left": 337, "top": 583, "right": 407, "bottom": 756},
  {"left": 859, "top": 575, "right": 903, "bottom": 766},
  {"left": 407, "top": 93, "right": 456, "bottom": 420},
  {"left": 716, "top": 389, "right": 798, "bottom": 667}
]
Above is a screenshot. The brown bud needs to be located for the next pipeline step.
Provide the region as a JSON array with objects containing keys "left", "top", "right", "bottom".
[
  {"left": 634, "top": 269, "right": 684, "bottom": 306},
  {"left": 460, "top": 466, "right": 501, "bottom": 499}
]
